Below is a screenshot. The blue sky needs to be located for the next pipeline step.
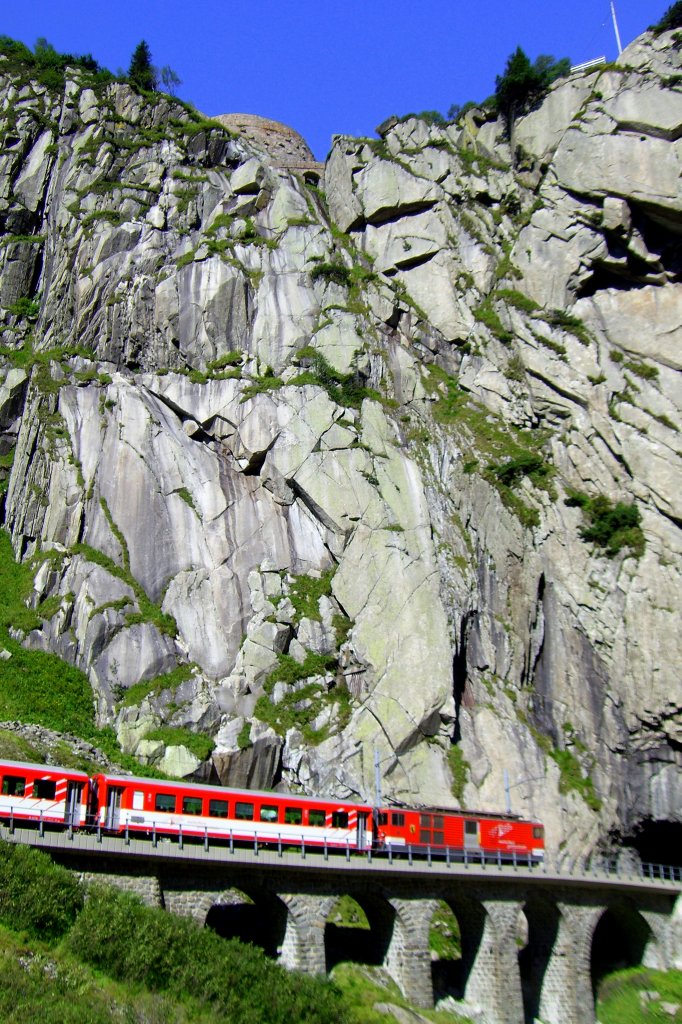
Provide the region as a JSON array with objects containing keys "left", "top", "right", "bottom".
[{"left": 3, "top": 1, "right": 662, "bottom": 159}]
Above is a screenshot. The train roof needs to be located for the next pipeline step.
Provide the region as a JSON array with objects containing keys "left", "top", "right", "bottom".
[
  {"left": 381, "top": 803, "right": 540, "bottom": 823},
  {"left": 94, "top": 771, "right": 371, "bottom": 807},
  {"left": 0, "top": 759, "right": 89, "bottom": 779}
]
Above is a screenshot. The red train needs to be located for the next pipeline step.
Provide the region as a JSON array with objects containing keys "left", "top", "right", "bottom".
[{"left": 0, "top": 758, "right": 545, "bottom": 862}]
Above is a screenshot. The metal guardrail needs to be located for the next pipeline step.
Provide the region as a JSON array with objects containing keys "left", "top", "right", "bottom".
[
  {"left": 570, "top": 56, "right": 606, "bottom": 73},
  {"left": 1, "top": 820, "right": 680, "bottom": 894}
]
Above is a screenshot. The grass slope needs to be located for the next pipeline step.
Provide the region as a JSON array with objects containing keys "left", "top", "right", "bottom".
[{"left": 597, "top": 966, "right": 682, "bottom": 1024}]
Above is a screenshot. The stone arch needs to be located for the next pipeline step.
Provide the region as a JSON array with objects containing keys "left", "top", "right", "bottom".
[
  {"left": 324, "top": 890, "right": 396, "bottom": 972},
  {"left": 205, "top": 886, "right": 289, "bottom": 959},
  {"left": 518, "top": 895, "right": 561, "bottom": 1024},
  {"left": 436, "top": 892, "right": 487, "bottom": 1001},
  {"left": 429, "top": 899, "right": 464, "bottom": 999},
  {"left": 590, "top": 902, "right": 652, "bottom": 998}
]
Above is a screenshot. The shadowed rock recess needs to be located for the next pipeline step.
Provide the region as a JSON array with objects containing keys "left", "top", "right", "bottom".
[{"left": 0, "top": 26, "right": 680, "bottom": 867}]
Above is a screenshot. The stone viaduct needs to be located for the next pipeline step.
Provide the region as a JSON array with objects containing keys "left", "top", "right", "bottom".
[{"left": 3, "top": 825, "right": 679, "bottom": 1024}]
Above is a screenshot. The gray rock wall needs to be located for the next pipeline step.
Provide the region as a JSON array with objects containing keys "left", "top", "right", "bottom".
[{"left": 0, "top": 29, "right": 680, "bottom": 865}]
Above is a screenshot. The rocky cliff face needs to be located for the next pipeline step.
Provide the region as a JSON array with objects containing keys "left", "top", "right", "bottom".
[{"left": 0, "top": 28, "right": 680, "bottom": 865}]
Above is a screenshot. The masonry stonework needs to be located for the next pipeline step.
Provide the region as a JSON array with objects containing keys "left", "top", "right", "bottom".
[{"left": 24, "top": 838, "right": 681, "bottom": 1024}]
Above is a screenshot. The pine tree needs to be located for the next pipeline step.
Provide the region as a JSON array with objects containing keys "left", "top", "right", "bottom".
[
  {"left": 128, "top": 40, "right": 157, "bottom": 91},
  {"left": 495, "top": 47, "right": 570, "bottom": 133}
]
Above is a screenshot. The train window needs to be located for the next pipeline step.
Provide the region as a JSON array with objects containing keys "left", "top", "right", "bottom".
[
  {"left": 391, "top": 813, "right": 405, "bottom": 827},
  {"left": 434, "top": 815, "right": 444, "bottom": 829},
  {"left": 235, "top": 801, "right": 254, "bottom": 820},
  {"left": 183, "top": 797, "right": 203, "bottom": 815},
  {"left": 285, "top": 807, "right": 302, "bottom": 825},
  {"left": 209, "top": 799, "right": 229, "bottom": 818},
  {"left": 419, "top": 830, "right": 431, "bottom": 844},
  {"left": 260, "top": 805, "right": 279, "bottom": 823},
  {"left": 378, "top": 812, "right": 388, "bottom": 825},
  {"left": 465, "top": 820, "right": 477, "bottom": 835},
  {"left": 420, "top": 813, "right": 431, "bottom": 827},
  {"left": 533, "top": 826, "right": 544, "bottom": 840},
  {"left": 331, "top": 811, "right": 348, "bottom": 828},
  {"left": 2, "top": 775, "right": 25, "bottom": 796},
  {"left": 34, "top": 779, "right": 56, "bottom": 800},
  {"left": 308, "top": 809, "right": 325, "bottom": 827},
  {"left": 433, "top": 832, "right": 445, "bottom": 845},
  {"left": 155, "top": 793, "right": 176, "bottom": 813}
]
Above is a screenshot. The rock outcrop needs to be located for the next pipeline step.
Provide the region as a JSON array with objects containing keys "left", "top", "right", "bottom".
[{"left": 0, "top": 27, "right": 680, "bottom": 866}]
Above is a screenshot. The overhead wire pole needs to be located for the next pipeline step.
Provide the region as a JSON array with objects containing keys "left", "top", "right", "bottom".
[{"left": 610, "top": 1, "right": 623, "bottom": 55}]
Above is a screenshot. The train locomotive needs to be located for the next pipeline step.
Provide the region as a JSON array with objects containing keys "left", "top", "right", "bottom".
[{"left": 0, "top": 758, "right": 545, "bottom": 862}]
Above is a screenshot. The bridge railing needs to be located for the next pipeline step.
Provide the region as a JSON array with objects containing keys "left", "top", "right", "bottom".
[{"left": 3, "top": 814, "right": 681, "bottom": 887}]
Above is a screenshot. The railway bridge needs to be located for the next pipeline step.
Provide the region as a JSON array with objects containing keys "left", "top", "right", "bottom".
[{"left": 2, "top": 825, "right": 680, "bottom": 1024}]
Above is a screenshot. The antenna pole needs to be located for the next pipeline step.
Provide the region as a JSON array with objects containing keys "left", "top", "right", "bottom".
[
  {"left": 610, "top": 1, "right": 623, "bottom": 55},
  {"left": 374, "top": 747, "right": 382, "bottom": 809}
]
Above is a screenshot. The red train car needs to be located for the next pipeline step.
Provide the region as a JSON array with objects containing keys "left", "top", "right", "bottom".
[
  {"left": 0, "top": 759, "right": 91, "bottom": 828},
  {"left": 0, "top": 757, "right": 545, "bottom": 864},
  {"left": 376, "top": 805, "right": 545, "bottom": 862},
  {"left": 93, "top": 772, "right": 374, "bottom": 850}
]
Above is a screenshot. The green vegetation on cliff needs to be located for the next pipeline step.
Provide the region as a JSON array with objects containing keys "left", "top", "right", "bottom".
[
  {"left": 565, "top": 490, "right": 645, "bottom": 558},
  {"left": 0, "top": 841, "right": 348, "bottom": 1024},
  {"left": 0, "top": 529, "right": 172, "bottom": 776}
]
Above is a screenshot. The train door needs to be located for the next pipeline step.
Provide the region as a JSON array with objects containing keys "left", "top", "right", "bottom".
[
  {"left": 357, "top": 811, "right": 369, "bottom": 849},
  {"left": 105, "top": 786, "right": 125, "bottom": 830},
  {"left": 64, "top": 781, "right": 84, "bottom": 828},
  {"left": 464, "top": 818, "right": 480, "bottom": 850}
]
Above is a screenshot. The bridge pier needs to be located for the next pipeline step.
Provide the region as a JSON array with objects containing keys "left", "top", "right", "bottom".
[
  {"left": 537, "top": 902, "right": 603, "bottom": 1024},
  {"left": 278, "top": 893, "right": 328, "bottom": 974},
  {"left": 463, "top": 898, "right": 525, "bottom": 1024},
  {"left": 384, "top": 898, "right": 440, "bottom": 1009},
  {"left": 640, "top": 900, "right": 680, "bottom": 970}
]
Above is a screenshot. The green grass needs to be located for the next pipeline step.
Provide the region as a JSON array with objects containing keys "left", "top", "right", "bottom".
[
  {"left": 0, "top": 842, "right": 350, "bottom": 1024},
  {"left": 264, "top": 651, "right": 338, "bottom": 691},
  {"left": 68, "top": 885, "right": 346, "bottom": 1024},
  {"left": 328, "top": 895, "right": 370, "bottom": 929},
  {"left": 0, "top": 927, "right": 203, "bottom": 1024},
  {"left": 3, "top": 295, "right": 40, "bottom": 320},
  {"left": 623, "top": 359, "right": 659, "bottom": 382},
  {"left": 237, "top": 720, "right": 252, "bottom": 749},
  {"left": 289, "top": 570, "right": 335, "bottom": 622},
  {"left": 0, "top": 531, "right": 96, "bottom": 736},
  {"left": 331, "top": 963, "right": 471, "bottom": 1024},
  {"left": 549, "top": 747, "right": 601, "bottom": 811},
  {"left": 0, "top": 728, "right": 43, "bottom": 762},
  {"left": 495, "top": 288, "right": 540, "bottom": 314},
  {"left": 240, "top": 369, "right": 284, "bottom": 401},
  {"left": 447, "top": 744, "right": 469, "bottom": 802},
  {"left": 597, "top": 967, "right": 682, "bottom": 1024},
  {"left": 424, "top": 366, "right": 552, "bottom": 528},
  {"left": 255, "top": 652, "right": 351, "bottom": 744},
  {"left": 0, "top": 530, "right": 174, "bottom": 776},
  {"left": 525, "top": 718, "right": 602, "bottom": 811},
  {"left": 473, "top": 297, "right": 513, "bottom": 344},
  {"left": 543, "top": 309, "right": 592, "bottom": 346},
  {"left": 0, "top": 843, "right": 82, "bottom": 940},
  {"left": 143, "top": 727, "right": 215, "bottom": 762},
  {"left": 119, "top": 664, "right": 196, "bottom": 708},
  {"left": 291, "top": 351, "right": 380, "bottom": 409},
  {"left": 429, "top": 901, "right": 462, "bottom": 961}
]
